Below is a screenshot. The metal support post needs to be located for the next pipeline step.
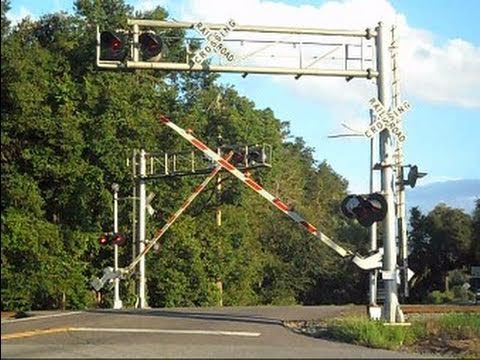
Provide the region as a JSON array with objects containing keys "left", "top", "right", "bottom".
[
  {"left": 131, "top": 150, "right": 137, "bottom": 301},
  {"left": 397, "top": 166, "right": 408, "bottom": 299},
  {"left": 216, "top": 145, "right": 223, "bottom": 306},
  {"left": 112, "top": 183, "right": 123, "bottom": 309},
  {"left": 391, "top": 25, "right": 409, "bottom": 300},
  {"left": 368, "top": 109, "right": 382, "bottom": 320},
  {"left": 138, "top": 149, "right": 147, "bottom": 308},
  {"left": 368, "top": 109, "right": 378, "bottom": 307},
  {"left": 132, "top": 24, "right": 139, "bottom": 62},
  {"left": 375, "top": 22, "right": 403, "bottom": 323}
]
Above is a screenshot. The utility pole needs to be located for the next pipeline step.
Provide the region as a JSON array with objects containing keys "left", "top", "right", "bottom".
[
  {"left": 112, "top": 183, "right": 123, "bottom": 309},
  {"left": 138, "top": 149, "right": 147, "bottom": 308},
  {"left": 375, "top": 22, "right": 403, "bottom": 323}
]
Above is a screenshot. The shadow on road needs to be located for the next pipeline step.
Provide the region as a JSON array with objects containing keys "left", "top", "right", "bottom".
[{"left": 87, "top": 308, "right": 283, "bottom": 326}]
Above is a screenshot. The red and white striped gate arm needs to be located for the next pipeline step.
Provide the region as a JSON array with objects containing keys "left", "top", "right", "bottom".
[
  {"left": 124, "top": 154, "right": 231, "bottom": 275},
  {"left": 159, "top": 114, "right": 349, "bottom": 256},
  {"left": 159, "top": 115, "right": 383, "bottom": 270}
]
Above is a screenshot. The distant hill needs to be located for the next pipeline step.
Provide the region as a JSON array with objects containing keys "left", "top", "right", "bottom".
[{"left": 406, "top": 179, "right": 480, "bottom": 214}]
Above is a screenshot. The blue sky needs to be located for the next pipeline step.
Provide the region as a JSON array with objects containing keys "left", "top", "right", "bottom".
[{"left": 7, "top": 0, "right": 480, "bottom": 195}]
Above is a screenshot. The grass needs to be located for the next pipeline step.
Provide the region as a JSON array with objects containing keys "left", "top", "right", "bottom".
[
  {"left": 433, "top": 313, "right": 480, "bottom": 340},
  {"left": 295, "top": 312, "right": 480, "bottom": 355},
  {"left": 322, "top": 316, "right": 423, "bottom": 350}
]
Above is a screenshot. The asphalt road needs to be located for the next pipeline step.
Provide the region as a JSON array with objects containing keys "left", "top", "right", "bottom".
[{"left": 1, "top": 306, "right": 426, "bottom": 358}]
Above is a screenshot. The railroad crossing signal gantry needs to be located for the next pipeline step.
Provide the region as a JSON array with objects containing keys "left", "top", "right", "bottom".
[
  {"left": 97, "top": 19, "right": 378, "bottom": 80},
  {"left": 95, "top": 18, "right": 406, "bottom": 323}
]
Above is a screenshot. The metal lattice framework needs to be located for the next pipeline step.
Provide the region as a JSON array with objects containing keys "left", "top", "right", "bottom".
[
  {"left": 141, "top": 144, "right": 272, "bottom": 179},
  {"left": 97, "top": 19, "right": 378, "bottom": 79}
]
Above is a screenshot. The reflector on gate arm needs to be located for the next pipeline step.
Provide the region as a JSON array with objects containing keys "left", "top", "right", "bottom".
[{"left": 158, "top": 114, "right": 383, "bottom": 271}]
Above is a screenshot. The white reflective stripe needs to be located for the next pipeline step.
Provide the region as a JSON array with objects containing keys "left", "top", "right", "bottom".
[
  {"left": 1, "top": 311, "right": 82, "bottom": 323},
  {"left": 71, "top": 327, "right": 260, "bottom": 337}
]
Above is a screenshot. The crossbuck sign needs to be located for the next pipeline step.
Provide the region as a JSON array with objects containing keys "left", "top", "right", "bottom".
[
  {"left": 192, "top": 19, "right": 237, "bottom": 65},
  {"left": 366, "top": 98, "right": 411, "bottom": 142}
]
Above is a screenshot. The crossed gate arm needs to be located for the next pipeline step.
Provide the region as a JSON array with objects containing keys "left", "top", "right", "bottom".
[
  {"left": 159, "top": 114, "right": 383, "bottom": 271},
  {"left": 92, "top": 114, "right": 383, "bottom": 291}
]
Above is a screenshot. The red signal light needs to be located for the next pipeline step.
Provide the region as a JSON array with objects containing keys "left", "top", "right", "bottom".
[
  {"left": 111, "top": 38, "right": 121, "bottom": 51},
  {"left": 232, "top": 151, "right": 245, "bottom": 164},
  {"left": 341, "top": 193, "right": 387, "bottom": 227},
  {"left": 100, "top": 31, "right": 127, "bottom": 61},
  {"left": 112, "top": 233, "right": 126, "bottom": 247},
  {"left": 139, "top": 32, "right": 163, "bottom": 61},
  {"left": 98, "top": 233, "right": 109, "bottom": 246}
]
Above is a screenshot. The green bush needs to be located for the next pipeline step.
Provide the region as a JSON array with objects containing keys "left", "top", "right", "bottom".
[
  {"left": 427, "top": 290, "right": 454, "bottom": 304},
  {"left": 448, "top": 270, "right": 469, "bottom": 288},
  {"left": 451, "top": 285, "right": 475, "bottom": 302}
]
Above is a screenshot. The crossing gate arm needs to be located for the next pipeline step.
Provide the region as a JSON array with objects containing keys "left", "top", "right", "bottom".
[
  {"left": 91, "top": 154, "right": 232, "bottom": 290},
  {"left": 125, "top": 151, "right": 233, "bottom": 274},
  {"left": 159, "top": 115, "right": 382, "bottom": 271}
]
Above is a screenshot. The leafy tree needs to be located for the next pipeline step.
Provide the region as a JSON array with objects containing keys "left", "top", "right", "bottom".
[
  {"left": 1, "top": 0, "right": 10, "bottom": 38},
  {"left": 427, "top": 204, "right": 472, "bottom": 288},
  {"left": 408, "top": 207, "right": 430, "bottom": 301},
  {"left": 1, "top": 0, "right": 375, "bottom": 311},
  {"left": 471, "top": 199, "right": 480, "bottom": 263},
  {"left": 408, "top": 204, "right": 474, "bottom": 302}
]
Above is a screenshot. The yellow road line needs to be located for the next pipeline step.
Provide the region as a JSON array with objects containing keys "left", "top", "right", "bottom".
[{"left": 1, "top": 327, "right": 72, "bottom": 340}]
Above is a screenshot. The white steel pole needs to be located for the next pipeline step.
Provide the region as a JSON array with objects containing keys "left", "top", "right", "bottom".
[
  {"left": 131, "top": 150, "right": 137, "bottom": 301},
  {"left": 112, "top": 183, "right": 123, "bottom": 309},
  {"left": 391, "top": 25, "right": 409, "bottom": 300},
  {"left": 376, "top": 22, "right": 402, "bottom": 323},
  {"left": 138, "top": 149, "right": 147, "bottom": 308},
  {"left": 368, "top": 109, "right": 378, "bottom": 307},
  {"left": 216, "top": 145, "right": 223, "bottom": 306}
]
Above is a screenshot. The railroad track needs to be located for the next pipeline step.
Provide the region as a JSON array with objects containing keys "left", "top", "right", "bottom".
[{"left": 402, "top": 304, "right": 479, "bottom": 314}]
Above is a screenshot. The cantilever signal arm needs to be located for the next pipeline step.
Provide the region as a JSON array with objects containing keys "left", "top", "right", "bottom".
[
  {"left": 159, "top": 114, "right": 383, "bottom": 271},
  {"left": 90, "top": 153, "right": 233, "bottom": 291}
]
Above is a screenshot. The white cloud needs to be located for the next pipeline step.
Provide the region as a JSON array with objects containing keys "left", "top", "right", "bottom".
[
  {"left": 131, "top": 0, "right": 172, "bottom": 12},
  {"left": 415, "top": 175, "right": 463, "bottom": 187},
  {"left": 401, "top": 35, "right": 480, "bottom": 108},
  {"left": 9, "top": 6, "right": 35, "bottom": 25},
  {"left": 178, "top": 0, "right": 480, "bottom": 112}
]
